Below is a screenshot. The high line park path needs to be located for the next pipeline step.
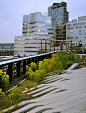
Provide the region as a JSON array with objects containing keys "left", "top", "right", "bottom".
[{"left": 10, "top": 68, "right": 86, "bottom": 113}]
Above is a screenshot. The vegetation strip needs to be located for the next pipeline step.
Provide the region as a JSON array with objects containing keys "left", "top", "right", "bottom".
[{"left": 0, "top": 52, "right": 86, "bottom": 111}]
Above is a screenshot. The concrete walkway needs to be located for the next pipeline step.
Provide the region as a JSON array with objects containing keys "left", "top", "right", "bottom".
[{"left": 13, "top": 68, "right": 86, "bottom": 113}]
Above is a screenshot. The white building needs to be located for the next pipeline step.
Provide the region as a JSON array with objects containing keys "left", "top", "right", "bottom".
[
  {"left": 14, "top": 12, "right": 54, "bottom": 57},
  {"left": 66, "top": 16, "right": 86, "bottom": 46}
]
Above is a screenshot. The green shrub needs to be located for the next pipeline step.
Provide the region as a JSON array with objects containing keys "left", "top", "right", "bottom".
[
  {"left": 83, "top": 57, "right": 86, "bottom": 61},
  {"left": 30, "top": 62, "right": 37, "bottom": 71},
  {"left": 8, "top": 87, "right": 22, "bottom": 105},
  {"left": 26, "top": 65, "right": 30, "bottom": 71},
  {"left": 34, "top": 70, "right": 46, "bottom": 83},
  {"left": 18, "top": 79, "right": 37, "bottom": 90},
  {"left": 28, "top": 68, "right": 34, "bottom": 81},
  {"left": 67, "top": 61, "right": 74, "bottom": 68},
  {"left": 25, "top": 67, "right": 34, "bottom": 80},
  {"left": 38, "top": 61, "right": 45, "bottom": 70},
  {"left": 0, "top": 70, "right": 9, "bottom": 91},
  {"left": 0, "top": 88, "right": 5, "bottom": 99},
  {"left": 25, "top": 52, "right": 75, "bottom": 83},
  {"left": 0, "top": 88, "right": 5, "bottom": 108},
  {"left": 43, "top": 59, "right": 51, "bottom": 72}
]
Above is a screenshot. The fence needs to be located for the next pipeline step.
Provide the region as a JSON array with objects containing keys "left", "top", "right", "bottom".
[{"left": 0, "top": 51, "right": 56, "bottom": 84}]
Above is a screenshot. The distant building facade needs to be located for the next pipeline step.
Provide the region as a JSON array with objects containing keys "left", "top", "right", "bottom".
[
  {"left": 66, "top": 16, "right": 86, "bottom": 46},
  {"left": 14, "top": 12, "right": 54, "bottom": 57},
  {"left": 48, "top": 2, "right": 69, "bottom": 37},
  {"left": 56, "top": 24, "right": 66, "bottom": 40},
  {"left": 0, "top": 43, "right": 14, "bottom": 56}
]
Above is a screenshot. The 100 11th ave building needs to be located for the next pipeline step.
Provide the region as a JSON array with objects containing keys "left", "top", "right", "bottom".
[
  {"left": 48, "top": 2, "right": 69, "bottom": 37},
  {"left": 14, "top": 12, "right": 54, "bottom": 57}
]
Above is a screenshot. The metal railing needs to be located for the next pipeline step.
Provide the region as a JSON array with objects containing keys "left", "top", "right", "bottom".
[{"left": 0, "top": 51, "right": 56, "bottom": 83}]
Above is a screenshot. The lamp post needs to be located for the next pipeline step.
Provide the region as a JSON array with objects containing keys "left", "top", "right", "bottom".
[
  {"left": 60, "top": 41, "right": 63, "bottom": 52},
  {"left": 50, "top": 39, "right": 51, "bottom": 51},
  {"left": 45, "top": 39, "right": 47, "bottom": 52},
  {"left": 53, "top": 40, "right": 55, "bottom": 51},
  {"left": 66, "top": 41, "right": 68, "bottom": 52},
  {"left": 41, "top": 39, "right": 42, "bottom": 53}
]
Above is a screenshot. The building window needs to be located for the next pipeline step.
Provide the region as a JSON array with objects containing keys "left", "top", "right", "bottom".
[
  {"left": 23, "top": 23, "right": 28, "bottom": 25},
  {"left": 67, "top": 27, "right": 70, "bottom": 30},
  {"left": 79, "top": 26, "right": 82, "bottom": 29},
  {"left": 70, "top": 27, "right": 73, "bottom": 30},
  {"left": 76, "top": 23, "right": 78, "bottom": 26},
  {"left": 67, "top": 37, "right": 70, "bottom": 39},
  {"left": 76, "top": 37, "right": 78, "bottom": 39},
  {"left": 37, "top": 30, "right": 41, "bottom": 32},
  {"left": 29, "top": 30, "right": 34, "bottom": 33},
  {"left": 76, "top": 27, "right": 78, "bottom": 29}
]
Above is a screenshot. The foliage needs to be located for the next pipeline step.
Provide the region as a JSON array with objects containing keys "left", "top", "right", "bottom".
[
  {"left": 8, "top": 87, "right": 22, "bottom": 105},
  {"left": 18, "top": 79, "right": 38, "bottom": 91},
  {"left": 25, "top": 52, "right": 75, "bottom": 83},
  {"left": 38, "top": 61, "right": 45, "bottom": 70},
  {"left": 51, "top": 58, "right": 63, "bottom": 71},
  {"left": 55, "top": 52, "right": 75, "bottom": 69},
  {"left": 28, "top": 68, "right": 34, "bottom": 81},
  {"left": 0, "top": 79, "right": 37, "bottom": 110},
  {"left": 30, "top": 62, "right": 37, "bottom": 71},
  {"left": 26, "top": 65, "right": 30, "bottom": 71},
  {"left": 72, "top": 46, "right": 81, "bottom": 53},
  {"left": 0, "top": 88, "right": 5, "bottom": 110},
  {"left": 75, "top": 54, "right": 79, "bottom": 58},
  {"left": 34, "top": 70, "right": 46, "bottom": 83},
  {"left": 0, "top": 70, "right": 9, "bottom": 91},
  {"left": 26, "top": 64, "right": 46, "bottom": 83},
  {"left": 43, "top": 59, "right": 51, "bottom": 72},
  {"left": 0, "top": 88, "right": 5, "bottom": 99},
  {"left": 52, "top": 54, "right": 58, "bottom": 59},
  {"left": 67, "top": 61, "right": 74, "bottom": 67},
  {"left": 25, "top": 67, "right": 34, "bottom": 80},
  {"left": 0, "top": 52, "right": 76, "bottom": 111},
  {"left": 83, "top": 57, "right": 86, "bottom": 61}
]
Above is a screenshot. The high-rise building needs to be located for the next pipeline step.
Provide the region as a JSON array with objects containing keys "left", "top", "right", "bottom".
[
  {"left": 48, "top": 2, "right": 69, "bottom": 37},
  {"left": 66, "top": 16, "right": 86, "bottom": 46},
  {"left": 14, "top": 12, "right": 54, "bottom": 57}
]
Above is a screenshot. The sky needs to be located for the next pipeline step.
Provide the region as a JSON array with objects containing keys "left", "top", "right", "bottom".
[{"left": 0, "top": 0, "right": 86, "bottom": 43}]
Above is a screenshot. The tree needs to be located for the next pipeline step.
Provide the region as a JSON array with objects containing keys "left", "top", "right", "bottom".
[
  {"left": 0, "top": 88, "right": 5, "bottom": 108},
  {"left": 34, "top": 70, "right": 46, "bottom": 83},
  {"left": 30, "top": 62, "right": 37, "bottom": 71},
  {"left": 28, "top": 68, "right": 34, "bottom": 81},
  {"left": 67, "top": 61, "right": 74, "bottom": 68},
  {"left": 0, "top": 88, "right": 5, "bottom": 99},
  {"left": 38, "top": 61, "right": 44, "bottom": 70},
  {"left": 43, "top": 59, "right": 51, "bottom": 72},
  {"left": 38, "top": 59, "right": 50, "bottom": 73},
  {"left": 26, "top": 65, "right": 30, "bottom": 71},
  {"left": 0, "top": 70, "right": 9, "bottom": 91},
  {"left": 25, "top": 66, "right": 34, "bottom": 80},
  {"left": 8, "top": 87, "right": 22, "bottom": 105}
]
